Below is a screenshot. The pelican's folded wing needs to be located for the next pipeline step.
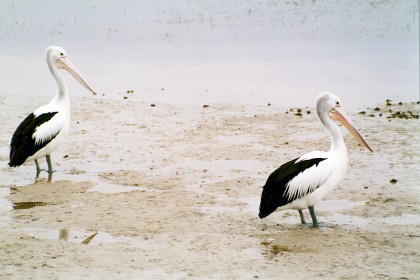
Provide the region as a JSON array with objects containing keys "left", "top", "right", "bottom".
[
  {"left": 259, "top": 157, "right": 327, "bottom": 219},
  {"left": 9, "top": 112, "right": 59, "bottom": 166}
]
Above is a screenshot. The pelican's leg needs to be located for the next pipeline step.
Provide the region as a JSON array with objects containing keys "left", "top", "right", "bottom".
[
  {"left": 46, "top": 155, "right": 54, "bottom": 182},
  {"left": 34, "top": 159, "right": 41, "bottom": 178},
  {"left": 35, "top": 159, "right": 41, "bottom": 171},
  {"left": 46, "top": 155, "right": 54, "bottom": 173},
  {"left": 298, "top": 210, "right": 307, "bottom": 224},
  {"left": 47, "top": 172, "right": 53, "bottom": 182},
  {"left": 308, "top": 206, "right": 319, "bottom": 228}
]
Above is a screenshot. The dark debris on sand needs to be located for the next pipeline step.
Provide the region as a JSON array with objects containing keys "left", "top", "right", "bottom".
[{"left": 359, "top": 100, "right": 419, "bottom": 120}]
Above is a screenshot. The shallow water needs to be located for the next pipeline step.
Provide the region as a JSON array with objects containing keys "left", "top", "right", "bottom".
[
  {"left": 0, "top": 1, "right": 417, "bottom": 110},
  {"left": 330, "top": 213, "right": 420, "bottom": 227}
]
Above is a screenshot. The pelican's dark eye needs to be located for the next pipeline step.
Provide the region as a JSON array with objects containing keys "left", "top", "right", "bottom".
[
  {"left": 336, "top": 101, "right": 340, "bottom": 105},
  {"left": 60, "top": 52, "right": 64, "bottom": 56}
]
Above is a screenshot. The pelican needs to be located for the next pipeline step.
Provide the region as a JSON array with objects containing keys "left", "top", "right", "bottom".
[
  {"left": 8, "top": 46, "right": 96, "bottom": 178},
  {"left": 259, "top": 92, "right": 372, "bottom": 228}
]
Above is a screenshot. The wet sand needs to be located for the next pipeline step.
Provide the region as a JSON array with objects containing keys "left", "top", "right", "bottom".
[{"left": 0, "top": 95, "right": 419, "bottom": 279}]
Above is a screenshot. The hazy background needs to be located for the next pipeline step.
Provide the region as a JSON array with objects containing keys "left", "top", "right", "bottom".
[{"left": 0, "top": 0, "right": 418, "bottom": 109}]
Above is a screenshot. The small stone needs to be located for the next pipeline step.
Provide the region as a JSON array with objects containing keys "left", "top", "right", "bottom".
[{"left": 390, "top": 179, "right": 397, "bottom": 184}]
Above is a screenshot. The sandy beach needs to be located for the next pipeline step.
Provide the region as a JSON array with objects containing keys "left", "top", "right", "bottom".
[{"left": 0, "top": 94, "right": 419, "bottom": 279}]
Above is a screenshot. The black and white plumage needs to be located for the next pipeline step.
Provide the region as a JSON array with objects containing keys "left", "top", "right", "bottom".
[
  {"left": 259, "top": 92, "right": 372, "bottom": 228},
  {"left": 9, "top": 46, "right": 96, "bottom": 178}
]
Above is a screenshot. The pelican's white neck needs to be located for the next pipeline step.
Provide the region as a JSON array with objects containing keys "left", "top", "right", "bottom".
[
  {"left": 48, "top": 59, "right": 69, "bottom": 103},
  {"left": 319, "top": 111, "right": 347, "bottom": 155}
]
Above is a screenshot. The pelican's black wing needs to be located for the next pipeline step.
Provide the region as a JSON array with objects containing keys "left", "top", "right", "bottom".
[
  {"left": 9, "top": 112, "right": 58, "bottom": 167},
  {"left": 258, "top": 157, "right": 327, "bottom": 219}
]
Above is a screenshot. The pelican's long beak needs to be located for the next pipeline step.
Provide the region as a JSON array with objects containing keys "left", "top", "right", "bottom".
[
  {"left": 56, "top": 56, "right": 97, "bottom": 95},
  {"left": 329, "top": 106, "right": 373, "bottom": 152}
]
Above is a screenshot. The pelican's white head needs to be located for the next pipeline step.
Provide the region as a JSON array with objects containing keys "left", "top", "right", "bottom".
[
  {"left": 46, "top": 46, "right": 67, "bottom": 64},
  {"left": 46, "top": 46, "right": 96, "bottom": 95},
  {"left": 316, "top": 92, "right": 342, "bottom": 114},
  {"left": 316, "top": 91, "right": 372, "bottom": 152}
]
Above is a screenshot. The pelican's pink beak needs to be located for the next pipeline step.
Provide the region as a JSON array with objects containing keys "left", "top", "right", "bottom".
[
  {"left": 329, "top": 106, "right": 373, "bottom": 152},
  {"left": 56, "top": 56, "right": 97, "bottom": 95}
]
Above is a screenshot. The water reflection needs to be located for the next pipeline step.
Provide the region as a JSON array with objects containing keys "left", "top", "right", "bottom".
[
  {"left": 23, "top": 227, "right": 113, "bottom": 245},
  {"left": 59, "top": 228, "right": 69, "bottom": 241},
  {"left": 60, "top": 228, "right": 98, "bottom": 245},
  {"left": 13, "top": 201, "right": 48, "bottom": 210},
  {"left": 35, "top": 170, "right": 53, "bottom": 183},
  {"left": 81, "top": 232, "right": 98, "bottom": 245}
]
